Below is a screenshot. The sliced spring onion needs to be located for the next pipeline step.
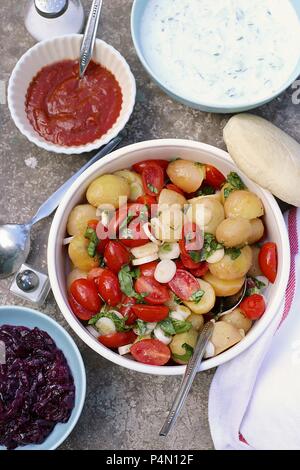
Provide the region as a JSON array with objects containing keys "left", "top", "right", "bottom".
[
  {"left": 95, "top": 317, "right": 116, "bottom": 335},
  {"left": 118, "top": 344, "right": 133, "bottom": 355},
  {"left": 142, "top": 222, "right": 162, "bottom": 245},
  {"left": 132, "top": 253, "right": 159, "bottom": 266},
  {"left": 131, "top": 242, "right": 159, "bottom": 259},
  {"left": 63, "top": 236, "right": 74, "bottom": 245},
  {"left": 158, "top": 242, "right": 180, "bottom": 260},
  {"left": 206, "top": 248, "right": 225, "bottom": 264},
  {"left": 154, "top": 259, "right": 176, "bottom": 284},
  {"left": 153, "top": 326, "right": 172, "bottom": 345}
]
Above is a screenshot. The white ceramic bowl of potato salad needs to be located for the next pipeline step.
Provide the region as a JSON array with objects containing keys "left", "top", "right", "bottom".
[{"left": 48, "top": 139, "right": 290, "bottom": 375}]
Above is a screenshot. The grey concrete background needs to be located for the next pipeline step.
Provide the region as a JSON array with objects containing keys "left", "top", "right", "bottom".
[{"left": 0, "top": 0, "right": 299, "bottom": 450}]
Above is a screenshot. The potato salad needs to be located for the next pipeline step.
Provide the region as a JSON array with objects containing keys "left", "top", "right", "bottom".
[{"left": 65, "top": 159, "right": 277, "bottom": 366}]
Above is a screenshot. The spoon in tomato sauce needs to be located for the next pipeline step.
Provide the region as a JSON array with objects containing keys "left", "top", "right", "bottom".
[{"left": 79, "top": 0, "right": 103, "bottom": 79}]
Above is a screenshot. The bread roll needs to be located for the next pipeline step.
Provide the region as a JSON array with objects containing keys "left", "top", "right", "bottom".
[{"left": 223, "top": 114, "right": 300, "bottom": 207}]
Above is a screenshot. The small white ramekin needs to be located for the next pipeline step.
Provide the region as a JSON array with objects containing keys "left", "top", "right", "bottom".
[
  {"left": 8, "top": 34, "right": 136, "bottom": 154},
  {"left": 47, "top": 139, "right": 291, "bottom": 376}
]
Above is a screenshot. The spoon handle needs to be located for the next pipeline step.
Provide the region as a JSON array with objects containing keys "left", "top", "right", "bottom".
[
  {"left": 29, "top": 135, "right": 122, "bottom": 226},
  {"left": 159, "top": 321, "right": 214, "bottom": 437},
  {"left": 79, "top": 0, "right": 103, "bottom": 78}
]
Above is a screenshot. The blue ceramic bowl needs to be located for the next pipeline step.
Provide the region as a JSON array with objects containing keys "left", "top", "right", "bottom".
[
  {"left": 0, "top": 306, "right": 86, "bottom": 451},
  {"left": 131, "top": 0, "right": 300, "bottom": 113}
]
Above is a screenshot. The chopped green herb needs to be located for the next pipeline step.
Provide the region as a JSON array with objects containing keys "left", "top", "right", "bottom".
[
  {"left": 84, "top": 227, "right": 99, "bottom": 258},
  {"left": 160, "top": 243, "right": 172, "bottom": 253},
  {"left": 88, "top": 310, "right": 130, "bottom": 332},
  {"left": 189, "top": 250, "right": 202, "bottom": 263},
  {"left": 189, "top": 289, "right": 204, "bottom": 304},
  {"left": 173, "top": 294, "right": 183, "bottom": 305},
  {"left": 246, "top": 277, "right": 266, "bottom": 296},
  {"left": 224, "top": 172, "right": 246, "bottom": 198},
  {"left": 172, "top": 343, "right": 194, "bottom": 363},
  {"left": 159, "top": 318, "right": 176, "bottom": 336},
  {"left": 118, "top": 265, "right": 147, "bottom": 301},
  {"left": 196, "top": 185, "right": 215, "bottom": 196},
  {"left": 135, "top": 319, "right": 148, "bottom": 336},
  {"left": 200, "top": 233, "right": 223, "bottom": 261},
  {"left": 147, "top": 183, "right": 158, "bottom": 194},
  {"left": 225, "top": 247, "right": 241, "bottom": 260},
  {"left": 172, "top": 319, "right": 192, "bottom": 334}
]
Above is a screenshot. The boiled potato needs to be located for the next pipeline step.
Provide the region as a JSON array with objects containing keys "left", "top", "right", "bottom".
[
  {"left": 152, "top": 206, "right": 183, "bottom": 241},
  {"left": 67, "top": 204, "right": 98, "bottom": 236},
  {"left": 170, "top": 328, "right": 198, "bottom": 364},
  {"left": 209, "top": 245, "right": 252, "bottom": 280},
  {"left": 167, "top": 160, "right": 205, "bottom": 193},
  {"left": 203, "top": 272, "right": 245, "bottom": 297},
  {"left": 248, "top": 218, "right": 264, "bottom": 244},
  {"left": 86, "top": 174, "right": 130, "bottom": 208},
  {"left": 68, "top": 235, "right": 99, "bottom": 271},
  {"left": 187, "top": 314, "right": 204, "bottom": 331},
  {"left": 211, "top": 321, "right": 244, "bottom": 356},
  {"left": 186, "top": 197, "right": 225, "bottom": 235},
  {"left": 184, "top": 279, "right": 216, "bottom": 314},
  {"left": 216, "top": 217, "right": 252, "bottom": 248},
  {"left": 222, "top": 308, "right": 252, "bottom": 333},
  {"left": 248, "top": 245, "right": 263, "bottom": 277},
  {"left": 158, "top": 188, "right": 187, "bottom": 207},
  {"left": 114, "top": 170, "right": 144, "bottom": 201},
  {"left": 224, "top": 190, "right": 264, "bottom": 219},
  {"left": 67, "top": 268, "right": 88, "bottom": 291}
]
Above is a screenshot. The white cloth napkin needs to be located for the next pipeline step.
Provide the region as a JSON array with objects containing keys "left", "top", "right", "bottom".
[{"left": 208, "top": 207, "right": 300, "bottom": 450}]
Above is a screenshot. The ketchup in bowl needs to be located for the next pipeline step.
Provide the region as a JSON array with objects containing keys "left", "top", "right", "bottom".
[{"left": 25, "top": 59, "right": 123, "bottom": 146}]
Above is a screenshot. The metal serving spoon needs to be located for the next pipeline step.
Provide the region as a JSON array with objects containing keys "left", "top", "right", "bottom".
[
  {"left": 0, "top": 135, "right": 122, "bottom": 279},
  {"left": 159, "top": 281, "right": 247, "bottom": 436},
  {"left": 79, "top": 0, "right": 103, "bottom": 78}
]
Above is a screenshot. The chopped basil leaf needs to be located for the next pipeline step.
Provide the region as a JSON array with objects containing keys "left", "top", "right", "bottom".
[
  {"left": 225, "top": 247, "right": 241, "bottom": 260},
  {"left": 189, "top": 289, "right": 204, "bottom": 304},
  {"left": 147, "top": 183, "right": 158, "bottom": 194},
  {"left": 200, "top": 233, "right": 223, "bottom": 261},
  {"left": 172, "top": 319, "right": 192, "bottom": 334},
  {"left": 84, "top": 227, "right": 99, "bottom": 258},
  {"left": 118, "top": 265, "right": 147, "bottom": 301},
  {"left": 159, "top": 318, "right": 176, "bottom": 336},
  {"left": 189, "top": 250, "right": 201, "bottom": 263},
  {"left": 196, "top": 185, "right": 215, "bottom": 196},
  {"left": 173, "top": 294, "right": 183, "bottom": 305},
  {"left": 224, "top": 172, "right": 246, "bottom": 198},
  {"left": 172, "top": 343, "right": 194, "bottom": 363},
  {"left": 135, "top": 319, "right": 147, "bottom": 336}
]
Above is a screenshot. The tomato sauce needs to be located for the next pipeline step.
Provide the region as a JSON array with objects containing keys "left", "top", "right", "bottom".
[{"left": 25, "top": 59, "right": 123, "bottom": 146}]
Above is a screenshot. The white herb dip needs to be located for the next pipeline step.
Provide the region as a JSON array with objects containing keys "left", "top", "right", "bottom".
[{"left": 140, "top": 0, "right": 300, "bottom": 104}]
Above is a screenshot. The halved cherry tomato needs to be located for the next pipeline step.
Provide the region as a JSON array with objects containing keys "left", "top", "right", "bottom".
[
  {"left": 104, "top": 240, "right": 131, "bottom": 273},
  {"left": 130, "top": 339, "right": 171, "bottom": 365},
  {"left": 131, "top": 304, "right": 169, "bottom": 322},
  {"left": 135, "top": 276, "right": 170, "bottom": 304},
  {"left": 99, "top": 331, "right": 137, "bottom": 349},
  {"left": 136, "top": 194, "right": 157, "bottom": 206},
  {"left": 240, "top": 294, "right": 266, "bottom": 320},
  {"left": 120, "top": 296, "right": 137, "bottom": 325},
  {"left": 179, "top": 222, "right": 203, "bottom": 269},
  {"left": 132, "top": 159, "right": 169, "bottom": 174},
  {"left": 88, "top": 219, "right": 109, "bottom": 254},
  {"left": 204, "top": 165, "right": 226, "bottom": 189},
  {"left": 180, "top": 251, "right": 203, "bottom": 270},
  {"left": 97, "top": 268, "right": 122, "bottom": 306},
  {"left": 108, "top": 203, "right": 149, "bottom": 248},
  {"left": 258, "top": 242, "right": 277, "bottom": 284},
  {"left": 165, "top": 183, "right": 184, "bottom": 195},
  {"left": 189, "top": 262, "right": 209, "bottom": 278},
  {"left": 68, "top": 294, "right": 95, "bottom": 321},
  {"left": 142, "top": 163, "right": 164, "bottom": 197},
  {"left": 70, "top": 279, "right": 102, "bottom": 313},
  {"left": 168, "top": 269, "right": 199, "bottom": 301},
  {"left": 140, "top": 260, "right": 159, "bottom": 278}
]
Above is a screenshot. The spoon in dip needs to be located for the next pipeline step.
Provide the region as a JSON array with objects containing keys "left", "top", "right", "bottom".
[
  {"left": 79, "top": 0, "right": 103, "bottom": 78},
  {"left": 0, "top": 135, "right": 122, "bottom": 279}
]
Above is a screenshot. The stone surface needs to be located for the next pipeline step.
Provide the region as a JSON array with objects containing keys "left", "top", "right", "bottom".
[{"left": 0, "top": 0, "right": 299, "bottom": 451}]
